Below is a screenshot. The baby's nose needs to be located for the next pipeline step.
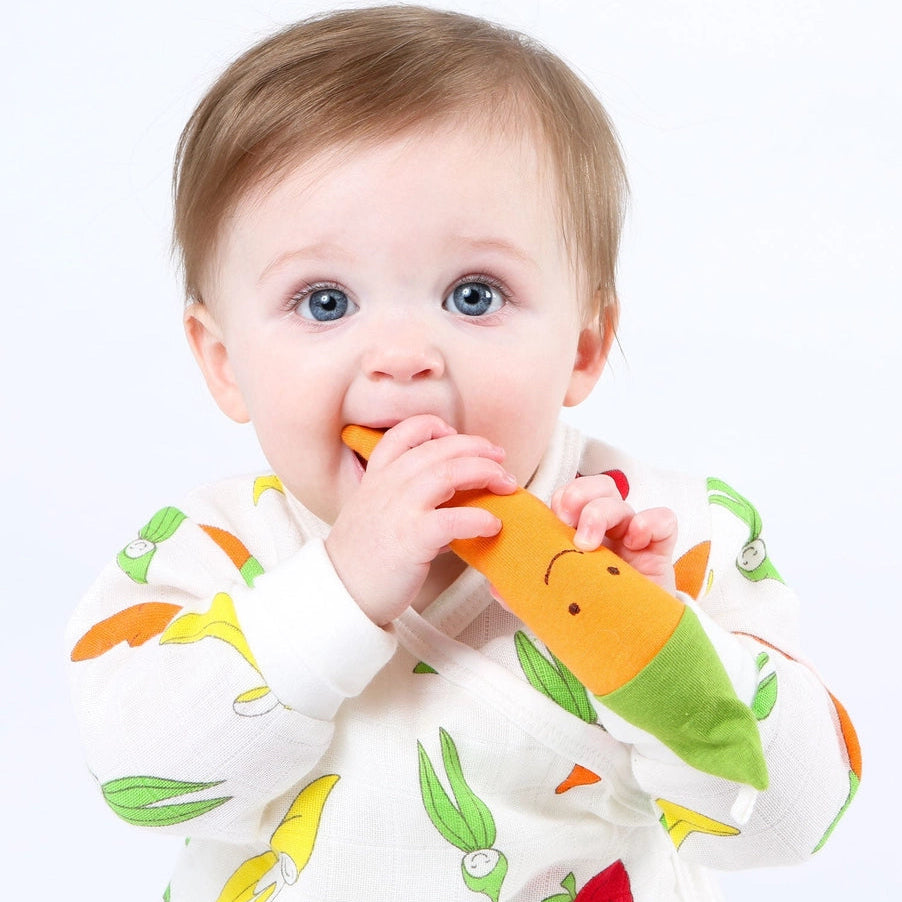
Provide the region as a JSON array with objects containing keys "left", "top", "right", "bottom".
[{"left": 362, "top": 325, "right": 445, "bottom": 381}]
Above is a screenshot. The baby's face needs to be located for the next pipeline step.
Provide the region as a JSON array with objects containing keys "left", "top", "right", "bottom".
[{"left": 192, "top": 119, "right": 606, "bottom": 524}]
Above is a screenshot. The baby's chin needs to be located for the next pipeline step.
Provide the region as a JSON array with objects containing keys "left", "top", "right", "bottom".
[{"left": 269, "top": 469, "right": 349, "bottom": 529}]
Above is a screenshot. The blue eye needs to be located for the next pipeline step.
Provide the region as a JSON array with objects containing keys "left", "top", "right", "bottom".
[
  {"left": 295, "top": 287, "right": 356, "bottom": 322},
  {"left": 445, "top": 281, "right": 504, "bottom": 317}
]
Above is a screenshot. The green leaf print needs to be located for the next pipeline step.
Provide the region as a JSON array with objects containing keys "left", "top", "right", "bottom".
[
  {"left": 541, "top": 871, "right": 578, "bottom": 902},
  {"left": 440, "top": 728, "right": 497, "bottom": 851},
  {"left": 417, "top": 729, "right": 509, "bottom": 902},
  {"left": 813, "top": 770, "right": 860, "bottom": 853},
  {"left": 117, "top": 507, "right": 187, "bottom": 584},
  {"left": 418, "top": 742, "right": 480, "bottom": 852},
  {"left": 142, "top": 507, "right": 187, "bottom": 543},
  {"left": 101, "top": 775, "right": 230, "bottom": 827},
  {"left": 752, "top": 672, "right": 778, "bottom": 720},
  {"left": 515, "top": 631, "right": 596, "bottom": 724},
  {"left": 707, "top": 478, "right": 783, "bottom": 583}
]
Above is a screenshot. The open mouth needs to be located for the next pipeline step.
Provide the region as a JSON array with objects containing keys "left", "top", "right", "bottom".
[{"left": 343, "top": 424, "right": 388, "bottom": 476}]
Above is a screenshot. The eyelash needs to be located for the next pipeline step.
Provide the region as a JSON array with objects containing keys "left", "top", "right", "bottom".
[
  {"left": 283, "top": 273, "right": 514, "bottom": 315},
  {"left": 284, "top": 280, "right": 346, "bottom": 312},
  {"left": 452, "top": 272, "right": 511, "bottom": 306}
]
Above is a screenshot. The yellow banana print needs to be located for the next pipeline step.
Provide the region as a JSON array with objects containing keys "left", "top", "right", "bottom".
[
  {"left": 160, "top": 592, "right": 280, "bottom": 717},
  {"left": 271, "top": 774, "right": 340, "bottom": 868},
  {"left": 160, "top": 592, "right": 260, "bottom": 673},
  {"left": 216, "top": 851, "right": 280, "bottom": 902},
  {"left": 254, "top": 475, "right": 284, "bottom": 505},
  {"left": 656, "top": 798, "right": 739, "bottom": 849},
  {"left": 215, "top": 775, "right": 340, "bottom": 902}
]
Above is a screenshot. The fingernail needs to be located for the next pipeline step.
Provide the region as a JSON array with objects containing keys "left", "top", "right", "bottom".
[
  {"left": 558, "top": 509, "right": 576, "bottom": 528},
  {"left": 573, "top": 531, "right": 595, "bottom": 551}
]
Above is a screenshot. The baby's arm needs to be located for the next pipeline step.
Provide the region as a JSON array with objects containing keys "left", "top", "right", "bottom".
[
  {"left": 576, "top": 471, "right": 861, "bottom": 867},
  {"left": 544, "top": 466, "right": 858, "bottom": 865},
  {"left": 67, "top": 488, "right": 386, "bottom": 845}
]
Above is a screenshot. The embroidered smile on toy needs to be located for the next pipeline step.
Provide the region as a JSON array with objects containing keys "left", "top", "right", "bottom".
[{"left": 342, "top": 425, "right": 768, "bottom": 791}]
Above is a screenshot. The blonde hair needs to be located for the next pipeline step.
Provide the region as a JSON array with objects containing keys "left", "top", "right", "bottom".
[{"left": 173, "top": 4, "right": 627, "bottom": 331}]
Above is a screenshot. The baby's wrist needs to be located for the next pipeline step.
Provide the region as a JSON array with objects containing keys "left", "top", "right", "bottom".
[{"left": 324, "top": 535, "right": 402, "bottom": 627}]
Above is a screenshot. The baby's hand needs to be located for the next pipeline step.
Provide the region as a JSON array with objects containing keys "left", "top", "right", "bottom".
[
  {"left": 551, "top": 475, "right": 678, "bottom": 593},
  {"left": 326, "top": 415, "right": 518, "bottom": 625}
]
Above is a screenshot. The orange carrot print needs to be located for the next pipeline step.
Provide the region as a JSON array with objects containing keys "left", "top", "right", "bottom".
[
  {"left": 555, "top": 764, "right": 602, "bottom": 795},
  {"left": 199, "top": 524, "right": 264, "bottom": 587},
  {"left": 71, "top": 602, "right": 182, "bottom": 661},
  {"left": 674, "top": 542, "right": 711, "bottom": 599}
]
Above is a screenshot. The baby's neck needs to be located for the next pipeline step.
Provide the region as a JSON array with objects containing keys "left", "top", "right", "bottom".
[{"left": 412, "top": 553, "right": 468, "bottom": 613}]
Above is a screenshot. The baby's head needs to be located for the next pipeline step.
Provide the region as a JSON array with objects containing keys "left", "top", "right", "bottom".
[
  {"left": 173, "top": 3, "right": 626, "bottom": 332},
  {"left": 175, "top": 5, "right": 629, "bottom": 516}
]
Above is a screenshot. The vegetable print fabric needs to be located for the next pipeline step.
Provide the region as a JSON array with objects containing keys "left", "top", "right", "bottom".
[{"left": 68, "top": 422, "right": 859, "bottom": 901}]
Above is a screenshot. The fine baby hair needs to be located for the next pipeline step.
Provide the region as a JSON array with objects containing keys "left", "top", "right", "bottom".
[{"left": 172, "top": 3, "right": 626, "bottom": 332}]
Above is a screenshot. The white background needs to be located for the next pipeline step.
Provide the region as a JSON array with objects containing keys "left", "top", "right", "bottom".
[{"left": 3, "top": 0, "right": 898, "bottom": 898}]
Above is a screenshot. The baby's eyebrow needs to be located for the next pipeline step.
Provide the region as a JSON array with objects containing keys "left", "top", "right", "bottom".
[
  {"left": 449, "top": 236, "right": 538, "bottom": 269},
  {"left": 257, "top": 242, "right": 350, "bottom": 284},
  {"left": 257, "top": 236, "right": 537, "bottom": 285}
]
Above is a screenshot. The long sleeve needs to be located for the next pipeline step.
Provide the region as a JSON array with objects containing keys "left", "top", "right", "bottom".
[
  {"left": 66, "top": 478, "right": 395, "bottom": 844},
  {"left": 584, "top": 468, "right": 861, "bottom": 868}
]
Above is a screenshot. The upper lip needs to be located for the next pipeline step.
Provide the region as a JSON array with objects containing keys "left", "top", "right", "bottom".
[
  {"left": 356, "top": 418, "right": 403, "bottom": 430},
  {"left": 352, "top": 412, "right": 452, "bottom": 431}
]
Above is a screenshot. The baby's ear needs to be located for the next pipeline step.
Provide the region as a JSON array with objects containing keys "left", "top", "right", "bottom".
[
  {"left": 183, "top": 303, "right": 251, "bottom": 424},
  {"left": 563, "top": 306, "right": 616, "bottom": 407}
]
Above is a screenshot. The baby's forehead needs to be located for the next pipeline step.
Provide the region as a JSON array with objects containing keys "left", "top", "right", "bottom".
[
  {"left": 230, "top": 120, "right": 565, "bottom": 246},
  {"left": 255, "top": 102, "right": 554, "bottom": 188},
  {"left": 227, "top": 113, "right": 562, "bottom": 237}
]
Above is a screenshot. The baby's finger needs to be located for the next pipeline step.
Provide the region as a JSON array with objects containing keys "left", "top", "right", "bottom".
[
  {"left": 373, "top": 425, "right": 508, "bottom": 484},
  {"left": 552, "top": 474, "right": 624, "bottom": 528},
  {"left": 433, "top": 457, "right": 518, "bottom": 500},
  {"left": 390, "top": 451, "right": 515, "bottom": 513},
  {"left": 572, "top": 496, "right": 636, "bottom": 551},
  {"left": 365, "top": 415, "right": 458, "bottom": 469},
  {"left": 425, "top": 506, "right": 503, "bottom": 550},
  {"left": 622, "top": 507, "right": 678, "bottom": 554}
]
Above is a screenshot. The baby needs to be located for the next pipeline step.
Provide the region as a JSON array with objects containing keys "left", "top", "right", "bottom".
[{"left": 67, "top": 6, "right": 860, "bottom": 901}]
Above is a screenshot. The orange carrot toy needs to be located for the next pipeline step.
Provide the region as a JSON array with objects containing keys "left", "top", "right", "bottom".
[{"left": 342, "top": 425, "right": 767, "bottom": 790}]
